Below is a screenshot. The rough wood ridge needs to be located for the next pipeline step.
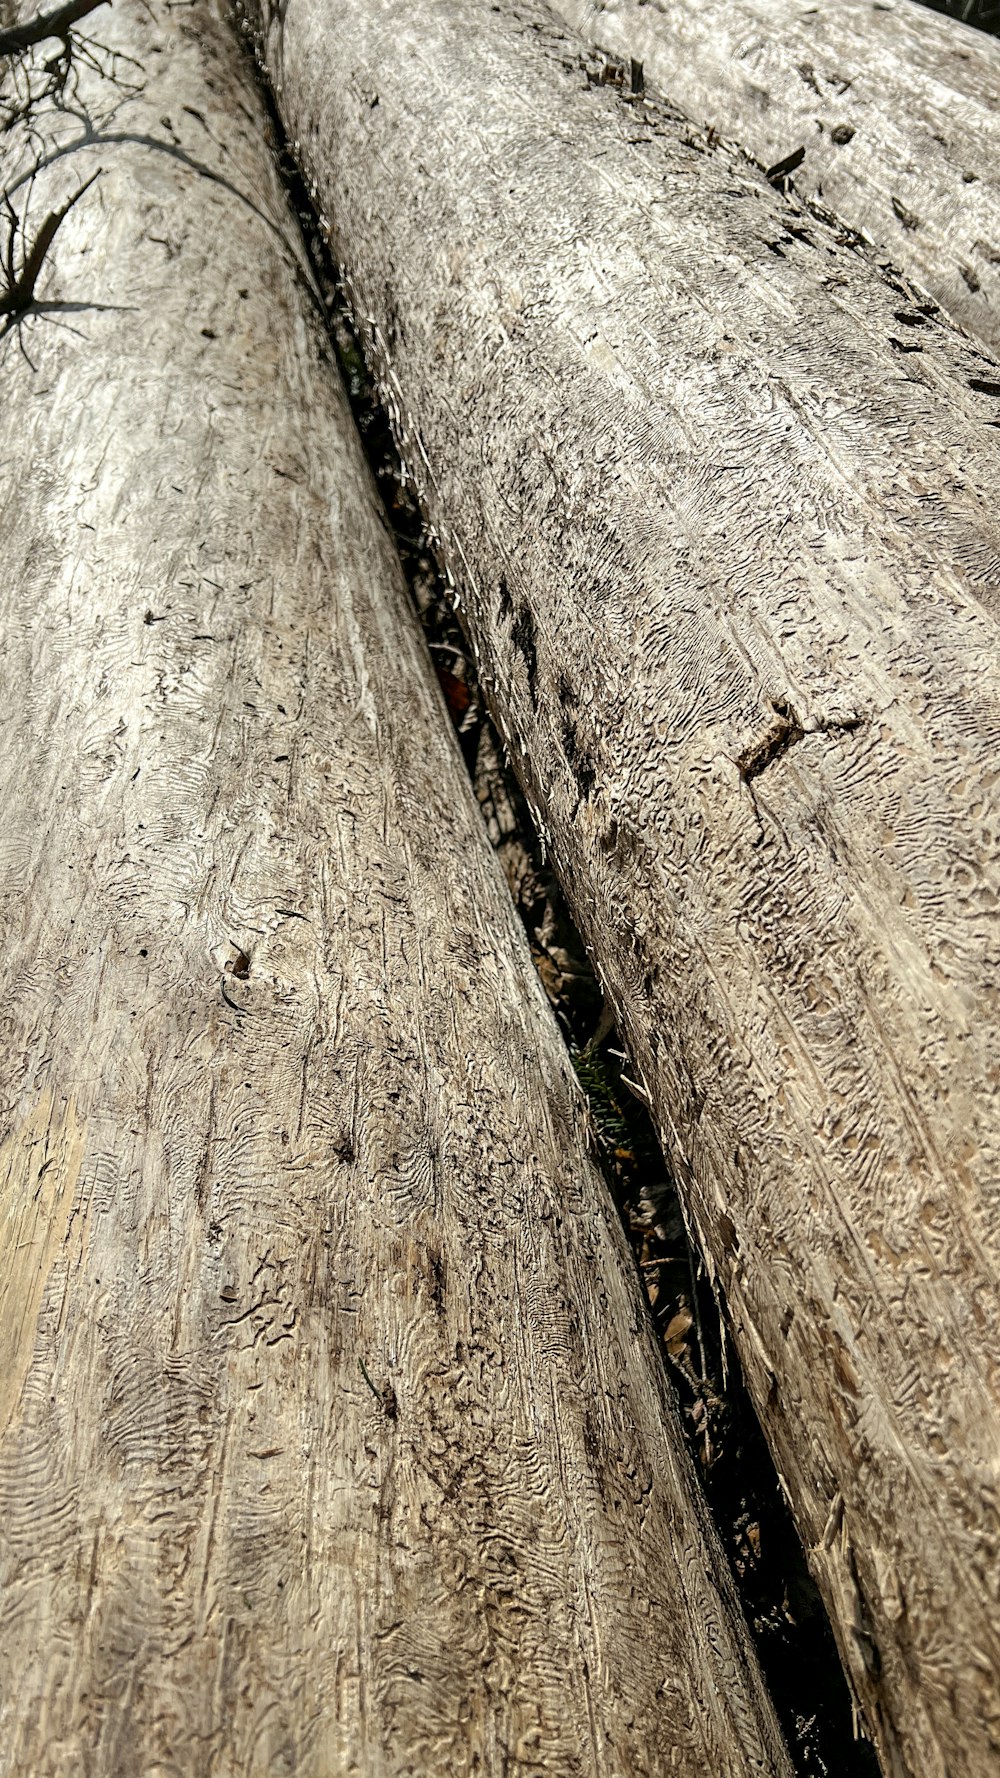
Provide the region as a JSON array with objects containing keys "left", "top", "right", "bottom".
[
  {"left": 242, "top": 4, "right": 1000, "bottom": 1776},
  {"left": 556, "top": 0, "right": 1000, "bottom": 358},
  {"left": 0, "top": 3, "right": 794, "bottom": 1773}
]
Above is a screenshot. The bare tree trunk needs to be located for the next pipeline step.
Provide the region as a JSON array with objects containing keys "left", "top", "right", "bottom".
[
  {"left": 0, "top": 4, "right": 794, "bottom": 1775},
  {"left": 242, "top": 5, "right": 1000, "bottom": 1776},
  {"left": 554, "top": 0, "right": 1000, "bottom": 357}
]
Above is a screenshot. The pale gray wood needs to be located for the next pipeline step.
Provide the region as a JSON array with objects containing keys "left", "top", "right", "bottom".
[
  {"left": 0, "top": 3, "right": 794, "bottom": 1774},
  {"left": 243, "top": 4, "right": 1000, "bottom": 1776},
  {"left": 556, "top": 0, "right": 1000, "bottom": 357}
]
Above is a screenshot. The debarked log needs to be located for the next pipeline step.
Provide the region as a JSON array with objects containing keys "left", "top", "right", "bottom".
[
  {"left": 242, "top": 3, "right": 1000, "bottom": 1775},
  {"left": 557, "top": 0, "right": 1000, "bottom": 357},
  {"left": 0, "top": 3, "right": 793, "bottom": 1774}
]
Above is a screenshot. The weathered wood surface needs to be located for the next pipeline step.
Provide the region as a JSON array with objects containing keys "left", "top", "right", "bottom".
[
  {"left": 0, "top": 4, "right": 795, "bottom": 1774},
  {"left": 555, "top": 0, "right": 1000, "bottom": 357},
  {"left": 243, "top": 4, "right": 1000, "bottom": 1775}
]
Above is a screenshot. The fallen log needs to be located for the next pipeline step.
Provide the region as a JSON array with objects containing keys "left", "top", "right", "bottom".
[
  {"left": 0, "top": 3, "right": 793, "bottom": 1774},
  {"left": 554, "top": 0, "right": 1000, "bottom": 357},
  {"left": 243, "top": 4, "right": 1000, "bottom": 1775}
]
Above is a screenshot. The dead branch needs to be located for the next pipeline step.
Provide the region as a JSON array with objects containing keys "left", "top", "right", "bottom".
[
  {"left": 0, "top": 167, "right": 101, "bottom": 360},
  {"left": 1, "top": 0, "right": 141, "bottom": 147},
  {"left": 0, "top": 0, "right": 108, "bottom": 58},
  {"left": 0, "top": 167, "right": 99, "bottom": 320}
]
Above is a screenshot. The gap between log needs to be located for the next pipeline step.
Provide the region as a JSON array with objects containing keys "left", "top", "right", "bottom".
[{"left": 251, "top": 63, "right": 881, "bottom": 1778}]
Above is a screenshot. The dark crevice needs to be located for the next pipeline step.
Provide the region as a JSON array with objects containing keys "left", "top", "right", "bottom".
[
  {"left": 914, "top": 0, "right": 1000, "bottom": 33},
  {"left": 246, "top": 42, "right": 879, "bottom": 1778}
]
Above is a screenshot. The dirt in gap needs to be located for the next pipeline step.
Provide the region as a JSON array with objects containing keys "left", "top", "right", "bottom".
[{"left": 256, "top": 73, "right": 882, "bottom": 1778}]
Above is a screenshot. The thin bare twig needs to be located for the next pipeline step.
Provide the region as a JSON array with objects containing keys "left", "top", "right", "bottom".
[
  {"left": 0, "top": 167, "right": 100, "bottom": 359},
  {"left": 0, "top": 0, "right": 108, "bottom": 59}
]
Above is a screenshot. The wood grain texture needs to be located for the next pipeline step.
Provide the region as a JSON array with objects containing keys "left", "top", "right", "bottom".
[
  {"left": 242, "top": 4, "right": 1000, "bottom": 1775},
  {"left": 0, "top": 4, "right": 794, "bottom": 1774},
  {"left": 556, "top": 0, "right": 1000, "bottom": 357}
]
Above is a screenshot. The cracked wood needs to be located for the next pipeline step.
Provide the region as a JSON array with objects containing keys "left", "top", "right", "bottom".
[{"left": 242, "top": 3, "right": 1000, "bottom": 1775}]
